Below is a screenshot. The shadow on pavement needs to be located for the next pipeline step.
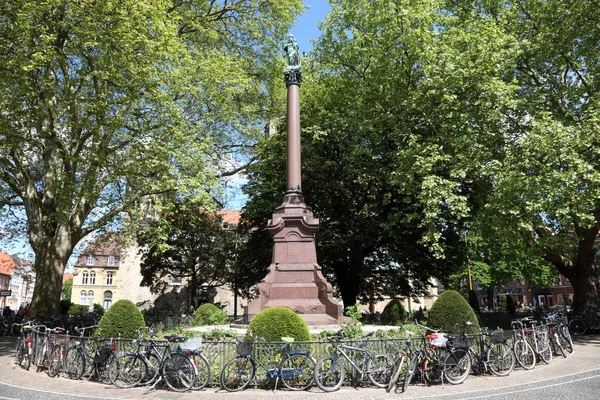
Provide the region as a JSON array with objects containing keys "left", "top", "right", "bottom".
[
  {"left": 572, "top": 333, "right": 600, "bottom": 348},
  {"left": 0, "top": 336, "right": 17, "bottom": 357}
]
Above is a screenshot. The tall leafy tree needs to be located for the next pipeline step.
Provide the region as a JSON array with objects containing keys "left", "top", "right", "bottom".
[
  {"left": 0, "top": 0, "right": 302, "bottom": 317},
  {"left": 137, "top": 202, "right": 237, "bottom": 309}
]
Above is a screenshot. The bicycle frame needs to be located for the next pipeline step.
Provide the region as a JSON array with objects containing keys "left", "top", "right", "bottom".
[{"left": 329, "top": 342, "right": 377, "bottom": 379}]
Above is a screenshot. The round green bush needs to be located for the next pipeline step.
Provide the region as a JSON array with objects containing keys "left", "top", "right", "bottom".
[
  {"left": 246, "top": 307, "right": 311, "bottom": 342},
  {"left": 98, "top": 300, "right": 146, "bottom": 339},
  {"left": 427, "top": 290, "right": 479, "bottom": 334},
  {"left": 192, "top": 303, "right": 227, "bottom": 326},
  {"left": 381, "top": 299, "right": 407, "bottom": 325}
]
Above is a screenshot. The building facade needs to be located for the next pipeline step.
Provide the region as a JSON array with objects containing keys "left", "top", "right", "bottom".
[{"left": 0, "top": 253, "right": 35, "bottom": 311}]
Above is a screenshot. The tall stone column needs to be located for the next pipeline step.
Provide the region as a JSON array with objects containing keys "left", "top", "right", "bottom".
[{"left": 243, "top": 35, "right": 342, "bottom": 325}]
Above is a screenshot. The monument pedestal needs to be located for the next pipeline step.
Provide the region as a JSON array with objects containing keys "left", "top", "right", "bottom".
[{"left": 244, "top": 192, "right": 342, "bottom": 325}]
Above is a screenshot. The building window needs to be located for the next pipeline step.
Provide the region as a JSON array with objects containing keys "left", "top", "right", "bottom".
[
  {"left": 88, "top": 291, "right": 94, "bottom": 307},
  {"left": 89, "top": 272, "right": 96, "bottom": 285},
  {"left": 171, "top": 270, "right": 181, "bottom": 285},
  {"left": 107, "top": 256, "right": 115, "bottom": 266},
  {"left": 80, "top": 291, "right": 87, "bottom": 306},
  {"left": 103, "top": 291, "right": 112, "bottom": 311},
  {"left": 82, "top": 271, "right": 89, "bottom": 285},
  {"left": 86, "top": 256, "right": 94, "bottom": 265},
  {"left": 106, "top": 272, "right": 113, "bottom": 285}
]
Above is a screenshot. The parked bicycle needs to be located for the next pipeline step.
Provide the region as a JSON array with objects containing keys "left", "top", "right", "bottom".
[
  {"left": 180, "top": 336, "right": 211, "bottom": 391},
  {"left": 448, "top": 324, "right": 515, "bottom": 379},
  {"left": 546, "top": 312, "right": 573, "bottom": 354},
  {"left": 568, "top": 312, "right": 600, "bottom": 336},
  {"left": 511, "top": 318, "right": 552, "bottom": 369},
  {"left": 313, "top": 332, "right": 394, "bottom": 392},
  {"left": 386, "top": 328, "right": 416, "bottom": 393},
  {"left": 30, "top": 324, "right": 67, "bottom": 374},
  {"left": 108, "top": 327, "right": 197, "bottom": 392},
  {"left": 13, "top": 321, "right": 34, "bottom": 370},
  {"left": 220, "top": 335, "right": 315, "bottom": 392},
  {"left": 412, "top": 321, "right": 472, "bottom": 385},
  {"left": 64, "top": 325, "right": 117, "bottom": 383}
]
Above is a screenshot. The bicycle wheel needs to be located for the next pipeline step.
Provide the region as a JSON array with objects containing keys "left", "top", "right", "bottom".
[
  {"left": 552, "top": 333, "right": 566, "bottom": 358},
  {"left": 403, "top": 351, "right": 419, "bottom": 393},
  {"left": 140, "top": 352, "right": 161, "bottom": 385},
  {"left": 537, "top": 337, "right": 552, "bottom": 364},
  {"left": 47, "top": 345, "right": 64, "bottom": 378},
  {"left": 559, "top": 328, "right": 574, "bottom": 354},
  {"left": 162, "top": 352, "right": 197, "bottom": 392},
  {"left": 443, "top": 348, "right": 471, "bottom": 385},
  {"left": 423, "top": 348, "right": 444, "bottom": 384},
  {"left": 569, "top": 318, "right": 587, "bottom": 335},
  {"left": 15, "top": 341, "right": 31, "bottom": 370},
  {"left": 108, "top": 354, "right": 146, "bottom": 388},
  {"left": 279, "top": 353, "right": 315, "bottom": 390},
  {"left": 367, "top": 353, "right": 394, "bottom": 387},
  {"left": 486, "top": 342, "right": 515, "bottom": 377},
  {"left": 97, "top": 351, "right": 117, "bottom": 384},
  {"left": 220, "top": 356, "right": 255, "bottom": 392},
  {"left": 513, "top": 339, "right": 535, "bottom": 370},
  {"left": 65, "top": 348, "right": 85, "bottom": 380},
  {"left": 314, "top": 354, "right": 344, "bottom": 392},
  {"left": 385, "top": 356, "right": 405, "bottom": 393},
  {"left": 190, "top": 352, "right": 211, "bottom": 391}
]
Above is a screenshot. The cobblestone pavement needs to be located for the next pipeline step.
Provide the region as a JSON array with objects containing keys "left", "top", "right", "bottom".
[{"left": 0, "top": 335, "right": 598, "bottom": 400}]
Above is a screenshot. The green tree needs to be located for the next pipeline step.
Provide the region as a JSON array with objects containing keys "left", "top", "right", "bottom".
[
  {"left": 138, "top": 201, "right": 238, "bottom": 309},
  {"left": 0, "top": 0, "right": 303, "bottom": 317},
  {"left": 61, "top": 277, "right": 73, "bottom": 302},
  {"left": 453, "top": 0, "right": 600, "bottom": 312}
]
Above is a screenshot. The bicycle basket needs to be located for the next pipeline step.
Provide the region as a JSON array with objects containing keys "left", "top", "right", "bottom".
[
  {"left": 448, "top": 334, "right": 471, "bottom": 348},
  {"left": 236, "top": 341, "right": 253, "bottom": 357},
  {"left": 182, "top": 337, "right": 203, "bottom": 351},
  {"left": 49, "top": 334, "right": 70, "bottom": 346}
]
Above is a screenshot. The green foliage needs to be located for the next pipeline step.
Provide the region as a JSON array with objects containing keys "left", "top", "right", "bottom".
[
  {"left": 246, "top": 307, "right": 311, "bottom": 342},
  {"left": 138, "top": 203, "right": 240, "bottom": 302},
  {"left": 93, "top": 304, "right": 105, "bottom": 318},
  {"left": 98, "top": 300, "right": 146, "bottom": 339},
  {"left": 61, "top": 278, "right": 73, "bottom": 302},
  {"left": 427, "top": 290, "right": 479, "bottom": 334},
  {"left": 381, "top": 299, "right": 407, "bottom": 325},
  {"left": 0, "top": 0, "right": 304, "bottom": 317},
  {"left": 68, "top": 304, "right": 88, "bottom": 316},
  {"left": 337, "top": 304, "right": 363, "bottom": 339},
  {"left": 409, "top": 307, "right": 429, "bottom": 324},
  {"left": 192, "top": 303, "right": 227, "bottom": 326},
  {"left": 196, "top": 328, "right": 238, "bottom": 341}
]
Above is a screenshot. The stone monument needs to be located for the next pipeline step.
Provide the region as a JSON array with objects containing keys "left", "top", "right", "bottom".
[{"left": 243, "top": 35, "right": 343, "bottom": 325}]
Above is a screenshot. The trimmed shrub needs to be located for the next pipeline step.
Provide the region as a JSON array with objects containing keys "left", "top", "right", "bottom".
[
  {"left": 98, "top": 300, "right": 145, "bottom": 339},
  {"left": 68, "top": 304, "right": 88, "bottom": 315},
  {"left": 381, "top": 299, "right": 407, "bottom": 325},
  {"left": 93, "top": 303, "right": 105, "bottom": 318},
  {"left": 427, "top": 290, "right": 479, "bottom": 334},
  {"left": 192, "top": 303, "right": 227, "bottom": 326},
  {"left": 246, "top": 307, "right": 311, "bottom": 342}
]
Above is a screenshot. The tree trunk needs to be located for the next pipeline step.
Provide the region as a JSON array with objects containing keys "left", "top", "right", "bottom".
[
  {"left": 29, "top": 244, "right": 72, "bottom": 318},
  {"left": 28, "top": 222, "right": 75, "bottom": 318},
  {"left": 571, "top": 260, "right": 600, "bottom": 313}
]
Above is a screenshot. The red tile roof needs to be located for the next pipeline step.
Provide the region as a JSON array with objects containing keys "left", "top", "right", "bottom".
[
  {"left": 63, "top": 273, "right": 74, "bottom": 283},
  {"left": 217, "top": 210, "right": 241, "bottom": 225},
  {"left": 0, "top": 253, "right": 18, "bottom": 276},
  {"left": 81, "top": 233, "right": 121, "bottom": 256}
]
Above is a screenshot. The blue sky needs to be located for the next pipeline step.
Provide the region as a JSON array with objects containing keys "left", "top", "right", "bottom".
[{"left": 291, "top": 1, "right": 332, "bottom": 52}]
